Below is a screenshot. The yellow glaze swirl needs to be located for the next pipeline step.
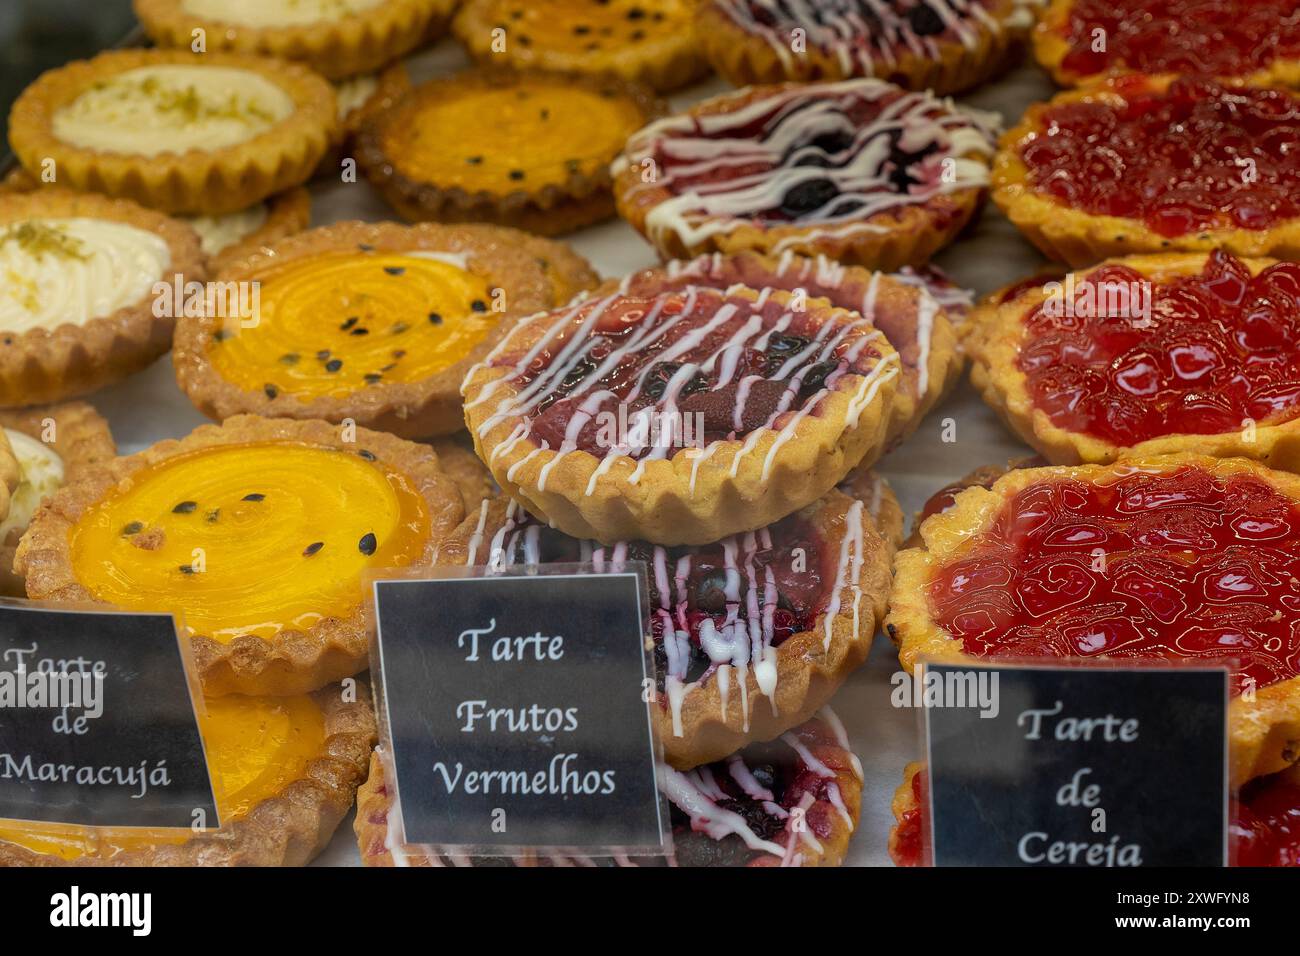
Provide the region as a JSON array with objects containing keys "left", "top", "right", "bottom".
[
  {"left": 0, "top": 693, "right": 325, "bottom": 860},
  {"left": 53, "top": 65, "right": 293, "bottom": 156},
  {"left": 68, "top": 441, "right": 429, "bottom": 642},
  {"left": 210, "top": 250, "right": 498, "bottom": 399}
]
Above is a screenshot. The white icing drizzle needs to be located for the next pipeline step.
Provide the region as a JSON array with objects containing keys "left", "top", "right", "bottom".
[
  {"left": 467, "top": 284, "right": 899, "bottom": 491},
  {"left": 613, "top": 79, "right": 997, "bottom": 253},
  {"left": 709, "top": 0, "right": 1045, "bottom": 74}
]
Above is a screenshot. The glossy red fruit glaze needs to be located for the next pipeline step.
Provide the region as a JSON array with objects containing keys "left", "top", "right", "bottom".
[
  {"left": 1231, "top": 773, "right": 1300, "bottom": 867},
  {"left": 927, "top": 466, "right": 1300, "bottom": 694},
  {"left": 1018, "top": 252, "right": 1300, "bottom": 445},
  {"left": 1018, "top": 79, "right": 1300, "bottom": 238},
  {"left": 891, "top": 768, "right": 927, "bottom": 867},
  {"left": 1058, "top": 0, "right": 1300, "bottom": 81},
  {"left": 501, "top": 288, "right": 885, "bottom": 457}
]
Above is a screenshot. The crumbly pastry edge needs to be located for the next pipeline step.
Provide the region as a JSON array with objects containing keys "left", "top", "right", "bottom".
[
  {"left": 694, "top": 0, "right": 1038, "bottom": 95},
  {"left": 992, "top": 76, "right": 1300, "bottom": 267},
  {"left": 461, "top": 283, "right": 902, "bottom": 546},
  {"left": 8, "top": 49, "right": 337, "bottom": 215},
  {"left": 965, "top": 253, "right": 1300, "bottom": 469},
  {"left": 355, "top": 68, "right": 668, "bottom": 236},
  {"left": 204, "top": 186, "right": 312, "bottom": 274},
  {"left": 886, "top": 452, "right": 1300, "bottom": 788},
  {"left": 1031, "top": 0, "right": 1300, "bottom": 88},
  {"left": 15, "top": 414, "right": 465, "bottom": 697},
  {"left": 133, "top": 0, "right": 454, "bottom": 81},
  {"left": 435, "top": 489, "right": 891, "bottom": 769},
  {"left": 172, "top": 220, "right": 577, "bottom": 439},
  {"left": 611, "top": 83, "right": 992, "bottom": 271},
  {"left": 0, "top": 190, "right": 206, "bottom": 406},
  {"left": 452, "top": 0, "right": 711, "bottom": 92},
  {"left": 429, "top": 433, "right": 497, "bottom": 517},
  {"left": 315, "top": 62, "right": 412, "bottom": 179},
  {"left": 0, "top": 680, "right": 377, "bottom": 867},
  {"left": 0, "top": 401, "right": 116, "bottom": 596}
]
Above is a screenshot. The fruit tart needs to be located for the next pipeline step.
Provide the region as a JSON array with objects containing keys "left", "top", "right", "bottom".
[
  {"left": 695, "top": 0, "right": 1044, "bottom": 94},
  {"left": 623, "top": 252, "right": 969, "bottom": 445},
  {"left": 891, "top": 759, "right": 1300, "bottom": 867},
  {"left": 888, "top": 454, "right": 1300, "bottom": 788},
  {"left": 357, "top": 69, "right": 664, "bottom": 235},
  {"left": 0, "top": 682, "right": 375, "bottom": 866},
  {"left": 173, "top": 221, "right": 595, "bottom": 438},
  {"left": 1033, "top": 0, "right": 1300, "bottom": 88},
  {"left": 452, "top": 0, "right": 709, "bottom": 92},
  {"left": 16, "top": 415, "right": 463, "bottom": 696},
  {"left": 462, "top": 279, "right": 902, "bottom": 545},
  {"left": 993, "top": 76, "right": 1300, "bottom": 266},
  {"left": 0, "top": 190, "right": 205, "bottom": 406},
  {"left": 0, "top": 402, "right": 115, "bottom": 597},
  {"left": 133, "top": 0, "right": 453, "bottom": 80},
  {"left": 0, "top": 170, "right": 310, "bottom": 275},
  {"left": 613, "top": 79, "right": 997, "bottom": 268},
  {"left": 8, "top": 49, "right": 336, "bottom": 215},
  {"left": 436, "top": 488, "right": 891, "bottom": 768},
  {"left": 967, "top": 252, "right": 1300, "bottom": 469},
  {"left": 358, "top": 710, "right": 862, "bottom": 866}
]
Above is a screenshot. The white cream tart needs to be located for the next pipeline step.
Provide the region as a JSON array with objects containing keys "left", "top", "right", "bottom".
[
  {"left": 52, "top": 65, "right": 294, "bottom": 156},
  {"left": 0, "top": 218, "right": 170, "bottom": 333},
  {"left": 182, "top": 205, "right": 270, "bottom": 259},
  {"left": 181, "top": 0, "right": 386, "bottom": 28},
  {"left": 0, "top": 429, "right": 63, "bottom": 542}
]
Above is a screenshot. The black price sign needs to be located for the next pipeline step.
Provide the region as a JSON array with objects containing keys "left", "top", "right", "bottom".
[
  {"left": 0, "top": 601, "right": 217, "bottom": 830},
  {"left": 372, "top": 566, "right": 666, "bottom": 854},
  {"left": 923, "top": 661, "right": 1228, "bottom": 867}
]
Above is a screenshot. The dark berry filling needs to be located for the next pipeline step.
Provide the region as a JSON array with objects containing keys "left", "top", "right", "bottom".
[
  {"left": 1019, "top": 252, "right": 1300, "bottom": 445},
  {"left": 1019, "top": 79, "right": 1300, "bottom": 237},
  {"left": 928, "top": 467, "right": 1300, "bottom": 694}
]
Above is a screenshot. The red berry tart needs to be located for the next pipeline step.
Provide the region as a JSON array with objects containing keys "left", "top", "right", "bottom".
[
  {"left": 461, "top": 280, "right": 901, "bottom": 545},
  {"left": 966, "top": 252, "right": 1300, "bottom": 469},
  {"left": 622, "top": 252, "right": 972, "bottom": 447},
  {"left": 1034, "top": 0, "right": 1300, "bottom": 88},
  {"left": 612, "top": 79, "right": 997, "bottom": 269},
  {"left": 695, "top": 0, "right": 1044, "bottom": 94},
  {"left": 888, "top": 454, "right": 1300, "bottom": 788},
  {"left": 434, "top": 489, "right": 893, "bottom": 769},
  {"left": 891, "top": 761, "right": 1300, "bottom": 867},
  {"left": 357, "top": 710, "right": 863, "bottom": 867},
  {"left": 993, "top": 76, "right": 1300, "bottom": 266}
]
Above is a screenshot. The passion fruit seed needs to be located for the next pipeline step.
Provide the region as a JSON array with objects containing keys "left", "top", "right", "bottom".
[
  {"left": 120, "top": 521, "right": 144, "bottom": 536},
  {"left": 172, "top": 501, "right": 197, "bottom": 514},
  {"left": 303, "top": 541, "right": 324, "bottom": 557},
  {"left": 242, "top": 493, "right": 265, "bottom": 502},
  {"left": 358, "top": 532, "right": 377, "bottom": 556}
]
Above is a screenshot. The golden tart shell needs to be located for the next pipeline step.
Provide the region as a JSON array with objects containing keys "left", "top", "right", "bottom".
[
  {"left": 16, "top": 414, "right": 465, "bottom": 697},
  {"left": 612, "top": 83, "right": 993, "bottom": 270},
  {"left": 429, "top": 433, "right": 497, "bottom": 516},
  {"left": 462, "top": 280, "right": 902, "bottom": 546},
  {"left": 1031, "top": 0, "right": 1300, "bottom": 88},
  {"left": 696, "top": 0, "right": 1037, "bottom": 95},
  {"left": 316, "top": 62, "right": 412, "bottom": 180},
  {"left": 356, "top": 69, "right": 666, "bottom": 236},
  {"left": 9, "top": 49, "right": 337, "bottom": 215},
  {"left": 887, "top": 453, "right": 1300, "bottom": 789},
  {"left": 133, "top": 0, "right": 453, "bottom": 81},
  {"left": 0, "top": 190, "right": 205, "bottom": 406},
  {"left": 0, "top": 681, "right": 376, "bottom": 866},
  {"left": 435, "top": 489, "right": 891, "bottom": 769},
  {"left": 452, "top": 0, "right": 710, "bottom": 92},
  {"left": 173, "top": 220, "right": 593, "bottom": 438},
  {"left": 0, "top": 401, "right": 115, "bottom": 596},
  {"left": 965, "top": 253, "right": 1300, "bottom": 469},
  {"left": 992, "top": 75, "right": 1300, "bottom": 267},
  {"left": 191, "top": 187, "right": 312, "bottom": 275},
  {"left": 836, "top": 466, "right": 905, "bottom": 554}
]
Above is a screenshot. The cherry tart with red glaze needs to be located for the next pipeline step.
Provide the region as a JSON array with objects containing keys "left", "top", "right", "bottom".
[
  {"left": 890, "top": 762, "right": 1300, "bottom": 867},
  {"left": 461, "top": 280, "right": 902, "bottom": 546},
  {"left": 434, "top": 491, "right": 893, "bottom": 769},
  {"left": 357, "top": 711, "right": 863, "bottom": 867},
  {"left": 622, "top": 252, "right": 972, "bottom": 448},
  {"left": 993, "top": 76, "right": 1300, "bottom": 267},
  {"left": 966, "top": 252, "right": 1300, "bottom": 469},
  {"left": 1034, "top": 0, "right": 1300, "bottom": 88},
  {"left": 612, "top": 79, "right": 998, "bottom": 270},
  {"left": 695, "top": 0, "right": 1044, "bottom": 95},
  {"left": 888, "top": 454, "right": 1300, "bottom": 788}
]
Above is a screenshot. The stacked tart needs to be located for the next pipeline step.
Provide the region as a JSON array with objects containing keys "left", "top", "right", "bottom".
[{"left": 613, "top": 79, "right": 997, "bottom": 268}]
